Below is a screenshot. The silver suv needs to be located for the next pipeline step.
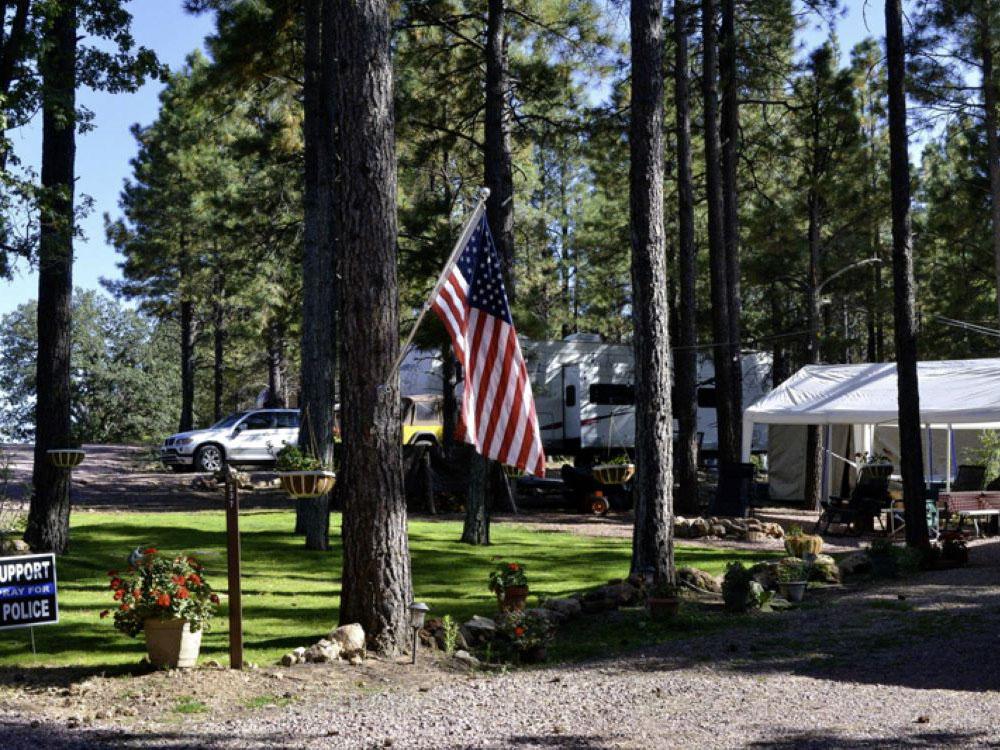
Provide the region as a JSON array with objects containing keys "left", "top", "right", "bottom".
[{"left": 159, "top": 409, "right": 300, "bottom": 473}]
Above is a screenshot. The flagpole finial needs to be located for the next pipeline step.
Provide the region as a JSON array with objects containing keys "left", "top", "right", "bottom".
[{"left": 480, "top": 187, "right": 491, "bottom": 202}]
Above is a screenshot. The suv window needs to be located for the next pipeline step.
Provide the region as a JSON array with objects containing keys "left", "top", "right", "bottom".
[
  {"left": 242, "top": 412, "right": 276, "bottom": 431},
  {"left": 275, "top": 412, "right": 300, "bottom": 429}
]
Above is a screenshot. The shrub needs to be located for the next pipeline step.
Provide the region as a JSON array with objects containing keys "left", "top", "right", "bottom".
[
  {"left": 722, "top": 562, "right": 771, "bottom": 613},
  {"left": 274, "top": 444, "right": 325, "bottom": 472},
  {"left": 441, "top": 614, "right": 459, "bottom": 655},
  {"left": 488, "top": 561, "right": 527, "bottom": 594}
]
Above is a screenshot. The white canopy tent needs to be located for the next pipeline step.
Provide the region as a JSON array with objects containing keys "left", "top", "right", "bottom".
[{"left": 742, "top": 359, "right": 1000, "bottom": 496}]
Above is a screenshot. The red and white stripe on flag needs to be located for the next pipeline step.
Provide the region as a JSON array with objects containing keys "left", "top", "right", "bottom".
[{"left": 429, "top": 213, "right": 545, "bottom": 477}]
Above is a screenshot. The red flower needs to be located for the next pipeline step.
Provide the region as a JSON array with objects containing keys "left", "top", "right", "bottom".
[
  {"left": 143, "top": 547, "right": 157, "bottom": 555},
  {"left": 514, "top": 626, "right": 525, "bottom": 637},
  {"left": 99, "top": 610, "right": 110, "bottom": 619},
  {"left": 120, "top": 603, "right": 130, "bottom": 611},
  {"left": 188, "top": 573, "right": 202, "bottom": 586},
  {"left": 113, "top": 589, "right": 124, "bottom": 600},
  {"left": 176, "top": 587, "right": 190, "bottom": 600},
  {"left": 157, "top": 593, "right": 171, "bottom": 607},
  {"left": 507, "top": 563, "right": 520, "bottom": 571},
  {"left": 109, "top": 578, "right": 122, "bottom": 590},
  {"left": 132, "top": 589, "right": 141, "bottom": 599},
  {"left": 171, "top": 574, "right": 186, "bottom": 585},
  {"left": 210, "top": 594, "right": 220, "bottom": 604}
]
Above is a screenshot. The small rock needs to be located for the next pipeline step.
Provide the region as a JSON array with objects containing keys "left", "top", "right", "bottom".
[
  {"left": 453, "top": 650, "right": 480, "bottom": 669},
  {"left": 810, "top": 553, "right": 841, "bottom": 584},
  {"left": 838, "top": 550, "right": 872, "bottom": 576},
  {"left": 330, "top": 623, "right": 366, "bottom": 658},
  {"left": 677, "top": 566, "right": 722, "bottom": 594},
  {"left": 916, "top": 715, "right": 930, "bottom": 724},
  {"left": 348, "top": 655, "right": 363, "bottom": 666},
  {"left": 279, "top": 653, "right": 296, "bottom": 667},
  {"left": 460, "top": 615, "right": 497, "bottom": 646},
  {"left": 94, "top": 709, "right": 111, "bottom": 720},
  {"left": 711, "top": 524, "right": 727, "bottom": 537},
  {"left": 204, "top": 659, "right": 222, "bottom": 669}
]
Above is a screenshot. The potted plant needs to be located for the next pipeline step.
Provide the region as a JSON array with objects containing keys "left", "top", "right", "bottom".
[
  {"left": 856, "top": 452, "right": 893, "bottom": 479},
  {"left": 275, "top": 444, "right": 336, "bottom": 498},
  {"left": 488, "top": 561, "right": 529, "bottom": 611},
  {"left": 46, "top": 447, "right": 86, "bottom": 469},
  {"left": 646, "top": 580, "right": 681, "bottom": 620},
  {"left": 784, "top": 525, "right": 823, "bottom": 559},
  {"left": 101, "top": 549, "right": 218, "bottom": 668},
  {"left": 591, "top": 453, "right": 635, "bottom": 485},
  {"left": 777, "top": 560, "right": 809, "bottom": 603},
  {"left": 941, "top": 532, "right": 969, "bottom": 567},
  {"left": 498, "top": 610, "right": 554, "bottom": 663},
  {"left": 867, "top": 537, "right": 898, "bottom": 578}
]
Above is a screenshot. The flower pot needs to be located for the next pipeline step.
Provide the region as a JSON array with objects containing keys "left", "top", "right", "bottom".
[
  {"left": 591, "top": 463, "right": 635, "bottom": 485},
  {"left": 278, "top": 471, "right": 336, "bottom": 498},
  {"left": 144, "top": 618, "right": 202, "bottom": 668},
  {"left": 46, "top": 449, "right": 85, "bottom": 469},
  {"left": 519, "top": 645, "right": 547, "bottom": 664},
  {"left": 647, "top": 596, "right": 680, "bottom": 620},
  {"left": 784, "top": 534, "right": 823, "bottom": 558},
  {"left": 862, "top": 462, "right": 893, "bottom": 480},
  {"left": 500, "top": 585, "right": 529, "bottom": 612},
  {"left": 778, "top": 581, "right": 807, "bottom": 603}
]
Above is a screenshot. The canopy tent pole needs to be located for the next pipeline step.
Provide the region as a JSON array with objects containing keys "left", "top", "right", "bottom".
[
  {"left": 946, "top": 424, "right": 952, "bottom": 491},
  {"left": 822, "top": 425, "right": 832, "bottom": 498},
  {"left": 927, "top": 424, "right": 934, "bottom": 482},
  {"left": 740, "top": 415, "right": 754, "bottom": 462}
]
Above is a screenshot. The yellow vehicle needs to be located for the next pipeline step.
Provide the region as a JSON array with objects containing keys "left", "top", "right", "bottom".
[{"left": 401, "top": 394, "right": 445, "bottom": 447}]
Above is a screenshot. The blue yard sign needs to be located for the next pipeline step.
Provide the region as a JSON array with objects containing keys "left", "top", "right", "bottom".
[{"left": 0, "top": 553, "right": 59, "bottom": 630}]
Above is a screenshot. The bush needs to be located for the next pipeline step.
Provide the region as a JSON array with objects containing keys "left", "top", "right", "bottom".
[
  {"left": 274, "top": 444, "right": 326, "bottom": 472},
  {"left": 722, "top": 562, "right": 772, "bottom": 613}
]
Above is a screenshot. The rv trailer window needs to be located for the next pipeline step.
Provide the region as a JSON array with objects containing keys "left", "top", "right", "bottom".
[
  {"left": 589, "top": 384, "right": 634, "bottom": 405},
  {"left": 565, "top": 385, "right": 577, "bottom": 407}
]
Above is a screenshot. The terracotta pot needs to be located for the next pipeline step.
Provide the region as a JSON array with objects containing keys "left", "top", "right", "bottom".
[
  {"left": 144, "top": 618, "right": 202, "bottom": 668},
  {"left": 500, "top": 585, "right": 529, "bottom": 612},
  {"left": 46, "top": 449, "right": 85, "bottom": 469},
  {"left": 591, "top": 463, "right": 635, "bottom": 485},
  {"left": 647, "top": 596, "right": 680, "bottom": 620},
  {"left": 278, "top": 471, "right": 336, "bottom": 498},
  {"left": 519, "top": 645, "right": 547, "bottom": 664}
]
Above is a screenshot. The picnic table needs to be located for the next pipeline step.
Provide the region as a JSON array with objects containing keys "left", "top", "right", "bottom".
[{"left": 937, "top": 491, "right": 1000, "bottom": 537}]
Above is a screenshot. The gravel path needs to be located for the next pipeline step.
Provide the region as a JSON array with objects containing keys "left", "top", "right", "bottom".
[{"left": 4, "top": 543, "right": 999, "bottom": 749}]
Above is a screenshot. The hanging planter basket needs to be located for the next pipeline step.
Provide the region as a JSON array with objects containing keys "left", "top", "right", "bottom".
[
  {"left": 278, "top": 471, "right": 336, "bottom": 499},
  {"left": 46, "top": 449, "right": 86, "bottom": 469},
  {"left": 592, "top": 463, "right": 635, "bottom": 485},
  {"left": 502, "top": 464, "right": 524, "bottom": 480},
  {"left": 860, "top": 462, "right": 893, "bottom": 480}
]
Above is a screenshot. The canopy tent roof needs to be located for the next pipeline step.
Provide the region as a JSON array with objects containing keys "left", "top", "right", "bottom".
[{"left": 744, "top": 359, "right": 1000, "bottom": 428}]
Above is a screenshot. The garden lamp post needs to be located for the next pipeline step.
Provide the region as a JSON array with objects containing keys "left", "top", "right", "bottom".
[{"left": 409, "top": 601, "right": 429, "bottom": 665}]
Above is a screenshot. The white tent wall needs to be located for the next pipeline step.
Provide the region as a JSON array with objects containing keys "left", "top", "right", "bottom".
[
  {"left": 768, "top": 424, "right": 853, "bottom": 502},
  {"left": 872, "top": 426, "right": 986, "bottom": 483}
]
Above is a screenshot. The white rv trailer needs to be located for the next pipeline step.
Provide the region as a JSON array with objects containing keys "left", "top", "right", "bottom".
[{"left": 400, "top": 334, "right": 772, "bottom": 458}]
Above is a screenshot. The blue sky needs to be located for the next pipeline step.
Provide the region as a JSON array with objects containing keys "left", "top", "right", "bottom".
[{"left": 0, "top": 1, "right": 884, "bottom": 318}]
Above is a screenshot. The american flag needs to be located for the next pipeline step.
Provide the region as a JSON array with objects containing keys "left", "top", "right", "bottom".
[{"left": 430, "top": 212, "right": 545, "bottom": 477}]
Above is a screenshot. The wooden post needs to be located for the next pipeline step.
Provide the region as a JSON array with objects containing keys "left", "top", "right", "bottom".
[{"left": 224, "top": 466, "right": 244, "bottom": 670}]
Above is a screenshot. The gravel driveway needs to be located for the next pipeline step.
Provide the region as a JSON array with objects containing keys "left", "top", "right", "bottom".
[{"left": 3, "top": 541, "right": 999, "bottom": 749}]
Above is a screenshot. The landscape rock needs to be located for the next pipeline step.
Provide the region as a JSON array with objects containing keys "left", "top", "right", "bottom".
[
  {"left": 525, "top": 607, "right": 561, "bottom": 627},
  {"left": 541, "top": 597, "right": 582, "bottom": 620},
  {"left": 810, "top": 554, "right": 842, "bottom": 584},
  {"left": 330, "top": 623, "right": 366, "bottom": 658},
  {"left": 711, "top": 524, "right": 728, "bottom": 537},
  {"left": 749, "top": 561, "right": 781, "bottom": 591},
  {"left": 838, "top": 550, "right": 872, "bottom": 576},
  {"left": 453, "top": 650, "right": 480, "bottom": 669},
  {"left": 690, "top": 518, "right": 711, "bottom": 538},
  {"left": 460, "top": 615, "right": 497, "bottom": 646},
  {"left": 304, "top": 638, "right": 341, "bottom": 663},
  {"left": 677, "top": 566, "right": 722, "bottom": 594},
  {"left": 279, "top": 653, "right": 296, "bottom": 667}
]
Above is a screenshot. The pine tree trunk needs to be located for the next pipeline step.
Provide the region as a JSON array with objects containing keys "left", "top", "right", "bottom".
[
  {"left": 179, "top": 297, "right": 195, "bottom": 433},
  {"left": 982, "top": 16, "right": 1000, "bottom": 331},
  {"left": 701, "top": 0, "right": 737, "bottom": 465},
  {"left": 673, "top": 0, "right": 699, "bottom": 516},
  {"left": 629, "top": 0, "right": 674, "bottom": 583},
  {"left": 334, "top": 0, "right": 413, "bottom": 655},
  {"left": 885, "top": 0, "right": 928, "bottom": 548},
  {"left": 464, "top": 0, "right": 514, "bottom": 546},
  {"left": 804, "top": 191, "right": 823, "bottom": 509},
  {"left": 212, "top": 277, "right": 225, "bottom": 422},
  {"left": 25, "top": 1, "right": 76, "bottom": 555},
  {"left": 441, "top": 343, "right": 457, "bottom": 454},
  {"left": 297, "top": 0, "right": 337, "bottom": 549},
  {"left": 265, "top": 320, "right": 285, "bottom": 408},
  {"left": 719, "top": 0, "right": 743, "bottom": 450}
]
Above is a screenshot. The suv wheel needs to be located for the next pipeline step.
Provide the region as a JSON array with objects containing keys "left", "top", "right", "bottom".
[{"left": 194, "top": 444, "right": 224, "bottom": 473}]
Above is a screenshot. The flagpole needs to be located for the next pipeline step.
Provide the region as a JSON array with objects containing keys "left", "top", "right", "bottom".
[{"left": 386, "top": 187, "right": 490, "bottom": 382}]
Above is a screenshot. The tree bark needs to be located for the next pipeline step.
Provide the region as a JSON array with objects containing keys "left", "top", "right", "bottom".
[
  {"left": 701, "top": 0, "right": 737, "bottom": 465},
  {"left": 334, "top": 0, "right": 413, "bottom": 655},
  {"left": 804, "top": 190, "right": 823, "bottom": 509},
  {"left": 629, "top": 0, "right": 674, "bottom": 583},
  {"left": 179, "top": 297, "right": 195, "bottom": 433},
  {"left": 461, "top": 449, "right": 490, "bottom": 544},
  {"left": 673, "top": 0, "right": 699, "bottom": 516},
  {"left": 981, "top": 13, "right": 1000, "bottom": 331},
  {"left": 297, "top": 0, "right": 337, "bottom": 549},
  {"left": 885, "top": 0, "right": 928, "bottom": 548},
  {"left": 719, "top": 0, "right": 743, "bottom": 450},
  {"left": 212, "top": 275, "right": 225, "bottom": 422},
  {"left": 25, "top": 1, "right": 76, "bottom": 555},
  {"left": 265, "top": 320, "right": 286, "bottom": 408}
]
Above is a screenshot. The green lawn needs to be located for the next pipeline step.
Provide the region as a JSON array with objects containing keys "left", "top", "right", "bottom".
[{"left": 0, "top": 511, "right": 779, "bottom": 669}]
